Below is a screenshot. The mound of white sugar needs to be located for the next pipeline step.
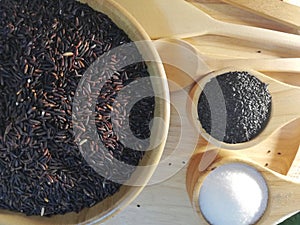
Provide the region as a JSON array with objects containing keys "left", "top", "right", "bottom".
[{"left": 199, "top": 163, "right": 268, "bottom": 225}]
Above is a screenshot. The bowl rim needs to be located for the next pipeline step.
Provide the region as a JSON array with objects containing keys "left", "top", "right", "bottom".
[
  {"left": 0, "top": 0, "right": 170, "bottom": 224},
  {"left": 79, "top": 1, "right": 171, "bottom": 223}
]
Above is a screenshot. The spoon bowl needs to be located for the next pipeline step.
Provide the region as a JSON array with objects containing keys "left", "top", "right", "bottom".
[
  {"left": 186, "top": 150, "right": 300, "bottom": 225},
  {"left": 189, "top": 68, "right": 300, "bottom": 150}
]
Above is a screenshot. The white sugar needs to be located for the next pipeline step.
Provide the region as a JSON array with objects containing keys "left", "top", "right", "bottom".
[{"left": 199, "top": 163, "right": 268, "bottom": 225}]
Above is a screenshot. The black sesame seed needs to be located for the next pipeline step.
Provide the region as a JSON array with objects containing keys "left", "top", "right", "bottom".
[{"left": 197, "top": 71, "right": 272, "bottom": 144}]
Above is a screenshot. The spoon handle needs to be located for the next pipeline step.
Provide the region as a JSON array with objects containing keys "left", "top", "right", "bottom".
[
  {"left": 272, "top": 85, "right": 300, "bottom": 118},
  {"left": 244, "top": 159, "right": 300, "bottom": 225},
  {"left": 221, "top": 0, "right": 300, "bottom": 32},
  {"left": 114, "top": 0, "right": 300, "bottom": 52},
  {"left": 187, "top": 152, "right": 300, "bottom": 225},
  {"left": 210, "top": 20, "right": 300, "bottom": 52},
  {"left": 207, "top": 58, "right": 300, "bottom": 73},
  {"left": 287, "top": 145, "right": 300, "bottom": 181}
]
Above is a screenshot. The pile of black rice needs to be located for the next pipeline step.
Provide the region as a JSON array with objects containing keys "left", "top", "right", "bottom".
[
  {"left": 197, "top": 71, "right": 272, "bottom": 144},
  {"left": 0, "top": 0, "right": 155, "bottom": 216}
]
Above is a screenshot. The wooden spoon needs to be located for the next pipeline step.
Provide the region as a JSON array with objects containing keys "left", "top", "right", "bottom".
[
  {"left": 189, "top": 67, "right": 300, "bottom": 150},
  {"left": 113, "top": 0, "right": 300, "bottom": 51},
  {"left": 221, "top": 0, "right": 300, "bottom": 33},
  {"left": 153, "top": 38, "right": 300, "bottom": 91},
  {"left": 186, "top": 150, "right": 300, "bottom": 225}
]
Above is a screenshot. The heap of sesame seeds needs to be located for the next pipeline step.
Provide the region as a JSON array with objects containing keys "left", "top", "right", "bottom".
[{"left": 197, "top": 71, "right": 272, "bottom": 144}]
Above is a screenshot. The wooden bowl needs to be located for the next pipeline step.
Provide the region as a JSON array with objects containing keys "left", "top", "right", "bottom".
[{"left": 0, "top": 0, "right": 170, "bottom": 224}]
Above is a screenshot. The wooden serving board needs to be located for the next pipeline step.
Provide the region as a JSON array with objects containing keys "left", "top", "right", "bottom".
[{"left": 103, "top": 1, "right": 300, "bottom": 224}]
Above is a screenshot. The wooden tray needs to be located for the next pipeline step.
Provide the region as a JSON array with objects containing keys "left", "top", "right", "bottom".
[{"left": 103, "top": 0, "right": 300, "bottom": 224}]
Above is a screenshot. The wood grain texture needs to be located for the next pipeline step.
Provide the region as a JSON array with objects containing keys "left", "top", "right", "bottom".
[
  {"left": 187, "top": 0, "right": 298, "bottom": 33},
  {"left": 187, "top": 151, "right": 300, "bottom": 225},
  {"left": 113, "top": 0, "right": 300, "bottom": 52},
  {"left": 105, "top": 0, "right": 300, "bottom": 224},
  {"left": 153, "top": 38, "right": 300, "bottom": 91},
  {"left": 220, "top": 0, "right": 300, "bottom": 32}
]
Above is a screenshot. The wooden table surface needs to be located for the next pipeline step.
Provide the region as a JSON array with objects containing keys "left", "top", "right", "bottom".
[{"left": 102, "top": 1, "right": 300, "bottom": 224}]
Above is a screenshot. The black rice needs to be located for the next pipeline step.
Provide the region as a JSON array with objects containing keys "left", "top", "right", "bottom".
[
  {"left": 0, "top": 0, "right": 155, "bottom": 216},
  {"left": 197, "top": 71, "right": 272, "bottom": 144}
]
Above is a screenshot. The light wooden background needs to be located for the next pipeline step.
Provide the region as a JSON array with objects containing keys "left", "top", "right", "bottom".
[{"left": 102, "top": 1, "right": 300, "bottom": 224}]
